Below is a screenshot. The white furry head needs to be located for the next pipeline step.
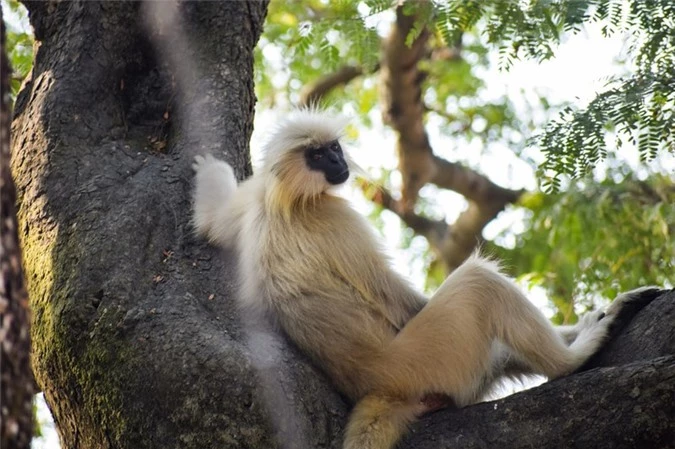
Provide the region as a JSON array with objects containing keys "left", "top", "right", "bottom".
[
  {"left": 260, "top": 108, "right": 350, "bottom": 170},
  {"left": 260, "top": 108, "right": 355, "bottom": 211}
]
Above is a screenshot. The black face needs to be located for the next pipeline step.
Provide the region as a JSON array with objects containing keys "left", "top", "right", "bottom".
[{"left": 304, "top": 140, "right": 350, "bottom": 185}]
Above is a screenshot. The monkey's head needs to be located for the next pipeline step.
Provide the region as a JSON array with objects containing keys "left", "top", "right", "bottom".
[{"left": 262, "top": 109, "right": 354, "bottom": 206}]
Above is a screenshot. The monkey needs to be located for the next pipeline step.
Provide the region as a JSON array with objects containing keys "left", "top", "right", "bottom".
[{"left": 192, "top": 108, "right": 640, "bottom": 449}]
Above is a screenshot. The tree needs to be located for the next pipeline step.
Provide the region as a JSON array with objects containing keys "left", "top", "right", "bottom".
[
  {"left": 1, "top": 7, "right": 34, "bottom": 448},
  {"left": 6, "top": 1, "right": 675, "bottom": 449}
]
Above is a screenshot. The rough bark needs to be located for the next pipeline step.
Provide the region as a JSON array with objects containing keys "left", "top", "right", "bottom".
[
  {"left": 9, "top": 2, "right": 675, "bottom": 449},
  {"left": 1, "top": 8, "right": 34, "bottom": 449},
  {"left": 404, "top": 356, "right": 674, "bottom": 449}
]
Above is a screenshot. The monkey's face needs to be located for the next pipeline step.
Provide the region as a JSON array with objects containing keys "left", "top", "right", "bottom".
[{"left": 304, "top": 140, "right": 350, "bottom": 185}]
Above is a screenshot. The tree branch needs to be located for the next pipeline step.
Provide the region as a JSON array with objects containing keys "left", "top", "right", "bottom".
[
  {"left": 378, "top": 5, "right": 522, "bottom": 271},
  {"left": 299, "top": 65, "right": 365, "bottom": 107},
  {"left": 360, "top": 179, "right": 509, "bottom": 272},
  {"left": 359, "top": 180, "right": 447, "bottom": 247},
  {"left": 380, "top": 7, "right": 432, "bottom": 212},
  {"left": 431, "top": 155, "right": 523, "bottom": 205},
  {"left": 403, "top": 357, "right": 674, "bottom": 449},
  {"left": 440, "top": 201, "right": 505, "bottom": 272}
]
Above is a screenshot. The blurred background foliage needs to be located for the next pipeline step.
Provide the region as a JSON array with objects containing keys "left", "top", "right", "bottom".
[
  {"left": 258, "top": 0, "right": 674, "bottom": 189},
  {"left": 3, "top": 0, "right": 32, "bottom": 98},
  {"left": 4, "top": 0, "right": 673, "bottom": 326},
  {"left": 502, "top": 171, "right": 674, "bottom": 324},
  {"left": 254, "top": 0, "right": 673, "bottom": 321}
]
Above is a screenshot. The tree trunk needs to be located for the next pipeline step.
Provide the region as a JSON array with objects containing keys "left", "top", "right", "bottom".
[
  {"left": 12, "top": 2, "right": 343, "bottom": 448},
  {"left": 10, "top": 1, "right": 674, "bottom": 449},
  {"left": 1, "top": 8, "right": 34, "bottom": 449}
]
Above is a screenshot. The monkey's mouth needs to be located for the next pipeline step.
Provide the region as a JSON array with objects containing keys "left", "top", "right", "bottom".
[{"left": 326, "top": 170, "right": 350, "bottom": 185}]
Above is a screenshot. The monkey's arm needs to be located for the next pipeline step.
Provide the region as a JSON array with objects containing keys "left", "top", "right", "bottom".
[{"left": 192, "top": 154, "right": 239, "bottom": 246}]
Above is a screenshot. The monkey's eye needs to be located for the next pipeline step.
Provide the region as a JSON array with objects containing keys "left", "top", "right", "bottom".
[
  {"left": 331, "top": 142, "right": 342, "bottom": 153},
  {"left": 310, "top": 149, "right": 324, "bottom": 160}
]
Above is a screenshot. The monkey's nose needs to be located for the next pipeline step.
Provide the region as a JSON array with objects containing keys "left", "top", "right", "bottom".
[{"left": 327, "top": 151, "right": 340, "bottom": 163}]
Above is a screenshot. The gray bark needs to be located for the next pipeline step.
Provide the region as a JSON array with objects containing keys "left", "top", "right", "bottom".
[{"left": 9, "top": 1, "right": 674, "bottom": 449}]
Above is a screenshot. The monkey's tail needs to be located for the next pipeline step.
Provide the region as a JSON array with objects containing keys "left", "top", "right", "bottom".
[{"left": 343, "top": 394, "right": 421, "bottom": 449}]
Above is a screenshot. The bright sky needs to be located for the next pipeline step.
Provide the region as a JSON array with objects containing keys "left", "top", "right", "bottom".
[{"left": 20, "top": 11, "right": 659, "bottom": 449}]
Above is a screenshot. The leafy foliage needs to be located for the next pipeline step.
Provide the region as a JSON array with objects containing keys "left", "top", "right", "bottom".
[
  {"left": 402, "top": 0, "right": 675, "bottom": 190},
  {"left": 535, "top": 1, "right": 675, "bottom": 191},
  {"left": 3, "top": 0, "right": 33, "bottom": 99},
  {"left": 255, "top": 0, "right": 386, "bottom": 107},
  {"left": 502, "top": 173, "right": 674, "bottom": 323},
  {"left": 259, "top": 1, "right": 673, "bottom": 189},
  {"left": 258, "top": 0, "right": 523, "bottom": 141}
]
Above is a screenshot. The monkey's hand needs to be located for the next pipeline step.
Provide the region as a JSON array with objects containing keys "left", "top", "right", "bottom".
[
  {"left": 192, "top": 154, "right": 238, "bottom": 246},
  {"left": 192, "top": 153, "right": 224, "bottom": 173}
]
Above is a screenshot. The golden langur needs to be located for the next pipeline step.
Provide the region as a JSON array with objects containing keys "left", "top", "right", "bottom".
[{"left": 192, "top": 109, "right": 638, "bottom": 449}]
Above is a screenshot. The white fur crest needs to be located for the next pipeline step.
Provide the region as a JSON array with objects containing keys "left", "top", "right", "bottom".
[{"left": 260, "top": 108, "right": 350, "bottom": 170}]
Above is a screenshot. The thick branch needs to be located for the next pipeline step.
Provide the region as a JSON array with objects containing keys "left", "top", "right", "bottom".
[
  {"left": 380, "top": 7, "right": 432, "bottom": 211},
  {"left": 440, "top": 202, "right": 501, "bottom": 272},
  {"left": 431, "top": 155, "right": 523, "bottom": 205},
  {"left": 12, "top": 3, "right": 284, "bottom": 449},
  {"left": 360, "top": 180, "right": 447, "bottom": 247},
  {"left": 403, "top": 357, "right": 674, "bottom": 449},
  {"left": 362, "top": 179, "right": 516, "bottom": 271},
  {"left": 378, "top": 6, "right": 522, "bottom": 271}
]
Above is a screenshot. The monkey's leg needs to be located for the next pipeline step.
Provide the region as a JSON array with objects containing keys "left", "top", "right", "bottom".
[
  {"left": 373, "top": 255, "right": 614, "bottom": 407},
  {"left": 342, "top": 260, "right": 639, "bottom": 449}
]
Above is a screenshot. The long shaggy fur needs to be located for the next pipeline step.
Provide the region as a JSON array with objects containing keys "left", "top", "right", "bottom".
[{"left": 192, "top": 108, "right": 630, "bottom": 449}]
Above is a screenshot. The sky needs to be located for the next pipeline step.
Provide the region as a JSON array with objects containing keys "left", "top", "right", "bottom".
[{"left": 8, "top": 7, "right": 664, "bottom": 449}]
